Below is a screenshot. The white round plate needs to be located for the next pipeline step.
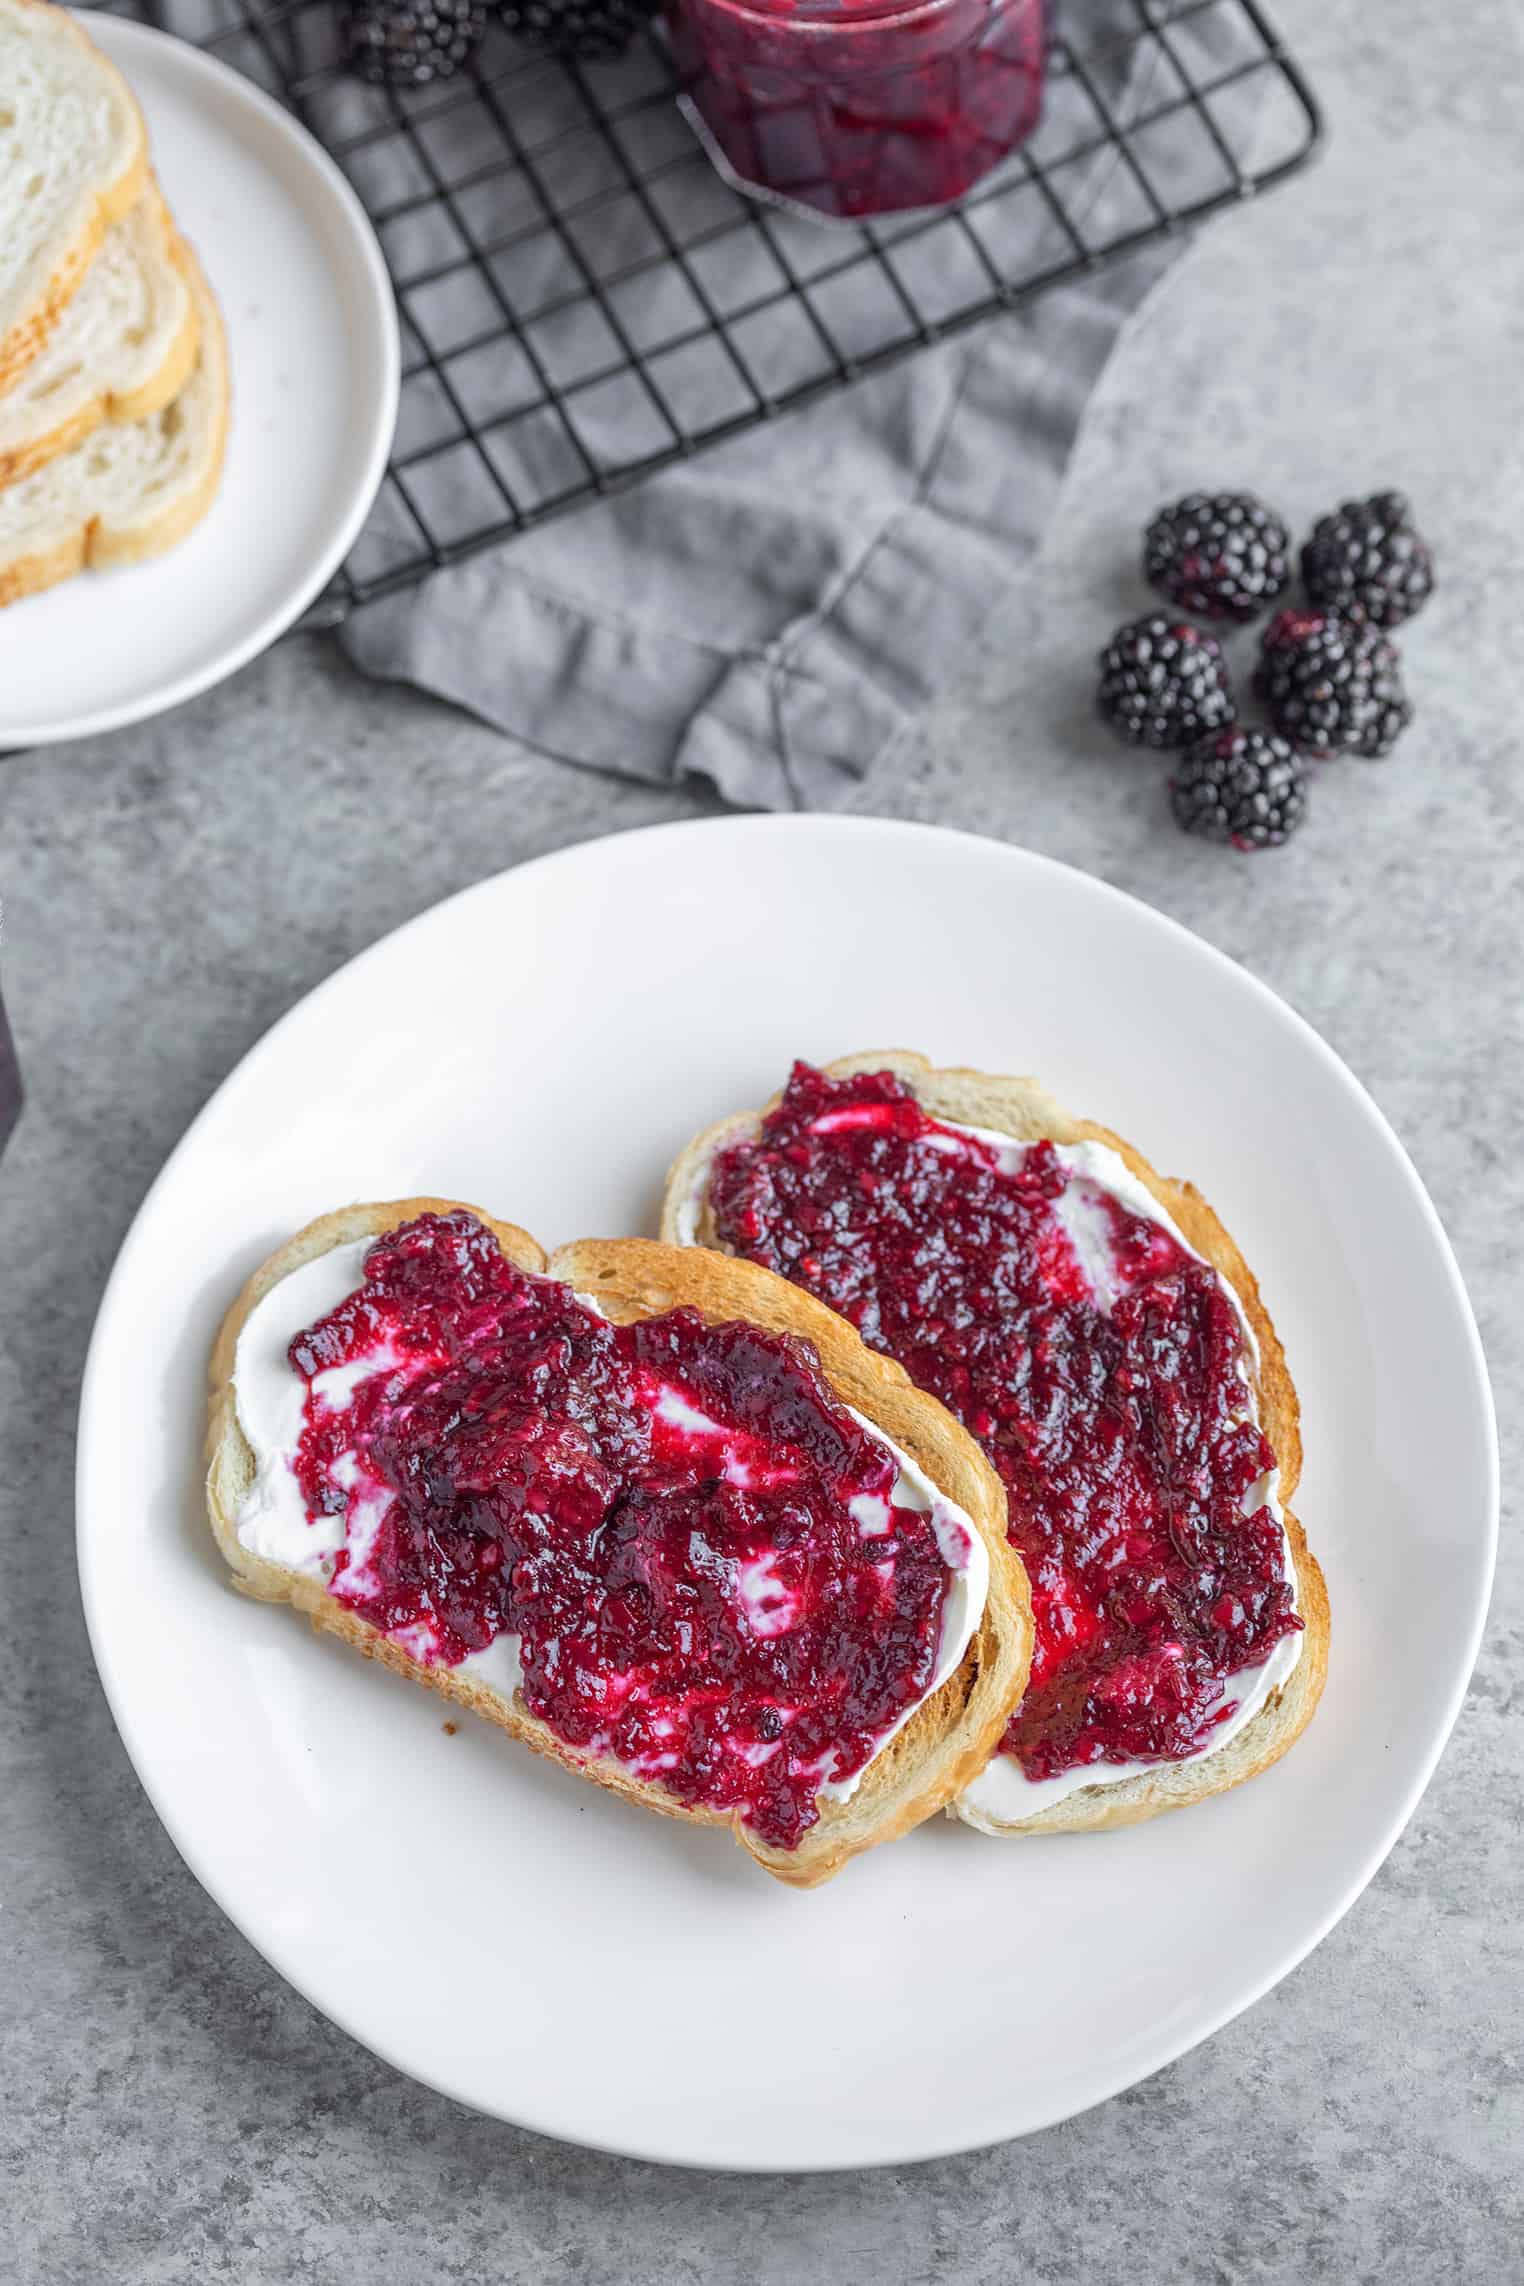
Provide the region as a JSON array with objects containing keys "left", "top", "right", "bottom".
[
  {"left": 3, "top": 16, "right": 398, "bottom": 748},
  {"left": 77, "top": 818, "right": 1497, "bottom": 2169}
]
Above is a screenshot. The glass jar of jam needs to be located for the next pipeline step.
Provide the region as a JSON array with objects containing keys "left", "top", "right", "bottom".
[{"left": 669, "top": 0, "right": 1047, "bottom": 221}]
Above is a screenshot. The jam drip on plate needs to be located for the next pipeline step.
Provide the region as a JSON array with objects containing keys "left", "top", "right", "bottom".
[
  {"left": 286, "top": 1211, "right": 959, "bottom": 1849},
  {"left": 709, "top": 1064, "right": 1300, "bottom": 1782}
]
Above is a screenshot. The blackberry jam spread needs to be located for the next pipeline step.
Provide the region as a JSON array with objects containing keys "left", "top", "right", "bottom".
[
  {"left": 256, "top": 1211, "right": 978, "bottom": 1850},
  {"left": 707, "top": 1065, "right": 1301, "bottom": 1785}
]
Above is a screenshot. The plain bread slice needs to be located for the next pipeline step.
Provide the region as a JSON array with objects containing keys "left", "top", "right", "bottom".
[
  {"left": 0, "top": 183, "right": 199, "bottom": 486},
  {"left": 0, "top": 0, "right": 149, "bottom": 389},
  {"left": 0, "top": 240, "right": 227, "bottom": 606}
]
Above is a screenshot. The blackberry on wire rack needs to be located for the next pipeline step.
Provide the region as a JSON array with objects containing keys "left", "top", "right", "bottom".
[
  {"left": 345, "top": 0, "right": 487, "bottom": 85},
  {"left": 498, "top": 0, "right": 659, "bottom": 61}
]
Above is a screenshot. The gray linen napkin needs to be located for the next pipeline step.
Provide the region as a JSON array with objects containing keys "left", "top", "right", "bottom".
[{"left": 341, "top": 0, "right": 1267, "bottom": 808}]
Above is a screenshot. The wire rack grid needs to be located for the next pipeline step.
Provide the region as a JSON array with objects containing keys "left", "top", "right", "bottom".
[{"left": 98, "top": 0, "right": 1321, "bottom": 624}]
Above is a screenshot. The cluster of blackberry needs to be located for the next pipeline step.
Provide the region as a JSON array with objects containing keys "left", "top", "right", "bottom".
[
  {"left": 342, "top": 0, "right": 656, "bottom": 83},
  {"left": 1098, "top": 490, "right": 1433, "bottom": 851}
]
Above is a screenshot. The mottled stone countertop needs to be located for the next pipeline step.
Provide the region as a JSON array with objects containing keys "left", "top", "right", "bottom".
[{"left": 2, "top": 0, "right": 1519, "bottom": 2274}]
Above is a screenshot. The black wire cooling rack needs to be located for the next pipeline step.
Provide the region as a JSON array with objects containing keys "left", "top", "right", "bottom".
[{"left": 97, "top": 0, "right": 1320, "bottom": 622}]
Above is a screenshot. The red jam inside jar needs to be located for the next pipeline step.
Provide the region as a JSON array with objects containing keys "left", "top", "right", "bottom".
[
  {"left": 283, "top": 1210, "right": 967, "bottom": 1849},
  {"left": 708, "top": 1064, "right": 1301, "bottom": 1783},
  {"left": 667, "top": 0, "right": 1047, "bottom": 220}
]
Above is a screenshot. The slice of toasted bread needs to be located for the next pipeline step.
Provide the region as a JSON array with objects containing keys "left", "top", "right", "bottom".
[
  {"left": 0, "top": 0, "right": 150, "bottom": 392},
  {"left": 206, "top": 1200, "right": 1033, "bottom": 1888},
  {"left": 0, "top": 239, "right": 227, "bottom": 606},
  {"left": 662, "top": 1051, "right": 1330, "bottom": 1835},
  {"left": 0, "top": 182, "right": 199, "bottom": 488}
]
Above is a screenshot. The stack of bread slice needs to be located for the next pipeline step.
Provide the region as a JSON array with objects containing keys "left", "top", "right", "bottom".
[{"left": 0, "top": 0, "right": 229, "bottom": 608}]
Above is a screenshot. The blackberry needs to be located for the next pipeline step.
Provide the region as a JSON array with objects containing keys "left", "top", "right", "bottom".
[
  {"left": 1255, "top": 608, "right": 1412, "bottom": 758},
  {"left": 1096, "top": 615, "right": 1235, "bottom": 750},
  {"left": 345, "top": 0, "right": 486, "bottom": 83},
  {"left": 498, "top": 0, "right": 657, "bottom": 59},
  {"left": 1301, "top": 490, "right": 1434, "bottom": 628},
  {"left": 1144, "top": 492, "right": 1291, "bottom": 624},
  {"left": 1170, "top": 729, "right": 1307, "bottom": 851}
]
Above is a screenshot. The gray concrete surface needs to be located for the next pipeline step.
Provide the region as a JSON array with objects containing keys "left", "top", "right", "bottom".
[{"left": 2, "top": 0, "right": 1520, "bottom": 2276}]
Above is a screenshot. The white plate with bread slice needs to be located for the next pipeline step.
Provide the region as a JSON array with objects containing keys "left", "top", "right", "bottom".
[
  {"left": 76, "top": 817, "right": 1498, "bottom": 2167},
  {"left": 0, "top": 4, "right": 397, "bottom": 746}
]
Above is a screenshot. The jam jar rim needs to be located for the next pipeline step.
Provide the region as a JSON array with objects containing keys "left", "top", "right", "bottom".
[{"left": 674, "top": 0, "right": 1040, "bottom": 44}]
